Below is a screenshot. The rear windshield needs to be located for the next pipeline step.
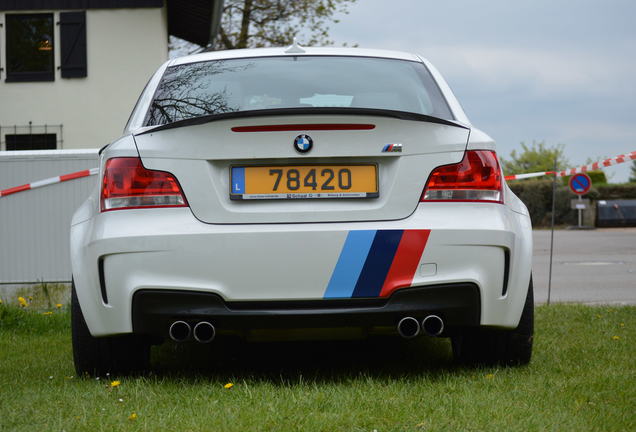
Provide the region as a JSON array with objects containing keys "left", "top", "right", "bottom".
[{"left": 144, "top": 56, "right": 454, "bottom": 126}]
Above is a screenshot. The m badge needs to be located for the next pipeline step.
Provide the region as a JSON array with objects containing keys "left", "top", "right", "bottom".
[{"left": 382, "top": 143, "right": 402, "bottom": 153}]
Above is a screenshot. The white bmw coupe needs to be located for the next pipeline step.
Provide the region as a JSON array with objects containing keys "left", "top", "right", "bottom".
[{"left": 70, "top": 45, "right": 533, "bottom": 375}]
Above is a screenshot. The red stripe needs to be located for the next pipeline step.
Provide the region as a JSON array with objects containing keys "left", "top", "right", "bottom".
[
  {"left": 616, "top": 156, "right": 625, "bottom": 164},
  {"left": 592, "top": 162, "right": 599, "bottom": 170},
  {"left": 630, "top": 152, "right": 636, "bottom": 160},
  {"left": 0, "top": 184, "right": 31, "bottom": 197},
  {"left": 504, "top": 175, "right": 516, "bottom": 180},
  {"left": 60, "top": 169, "right": 90, "bottom": 182},
  {"left": 603, "top": 159, "right": 611, "bottom": 167},
  {"left": 231, "top": 123, "right": 376, "bottom": 132},
  {"left": 379, "top": 229, "right": 431, "bottom": 298}
]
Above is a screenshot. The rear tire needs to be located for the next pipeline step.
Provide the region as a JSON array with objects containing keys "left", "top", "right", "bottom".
[
  {"left": 452, "top": 277, "right": 534, "bottom": 367},
  {"left": 71, "top": 281, "right": 150, "bottom": 376}
]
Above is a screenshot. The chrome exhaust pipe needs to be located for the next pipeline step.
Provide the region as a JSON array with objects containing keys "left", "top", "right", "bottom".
[
  {"left": 193, "top": 321, "right": 216, "bottom": 343},
  {"left": 421, "top": 315, "right": 444, "bottom": 337},
  {"left": 168, "top": 320, "right": 191, "bottom": 342},
  {"left": 397, "top": 316, "right": 421, "bottom": 339}
]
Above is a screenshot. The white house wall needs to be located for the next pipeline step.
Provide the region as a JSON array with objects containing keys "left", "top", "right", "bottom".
[
  {"left": 0, "top": 150, "right": 98, "bottom": 283},
  {"left": 0, "top": 7, "right": 168, "bottom": 150}
]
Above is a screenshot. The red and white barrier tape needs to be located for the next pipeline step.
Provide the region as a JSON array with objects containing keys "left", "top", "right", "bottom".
[
  {"left": 504, "top": 150, "right": 636, "bottom": 181},
  {"left": 1, "top": 149, "right": 634, "bottom": 197},
  {"left": 0, "top": 167, "right": 99, "bottom": 198}
]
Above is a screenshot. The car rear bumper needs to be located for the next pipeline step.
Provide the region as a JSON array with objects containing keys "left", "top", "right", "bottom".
[
  {"left": 132, "top": 284, "right": 480, "bottom": 339},
  {"left": 71, "top": 202, "right": 532, "bottom": 337}
]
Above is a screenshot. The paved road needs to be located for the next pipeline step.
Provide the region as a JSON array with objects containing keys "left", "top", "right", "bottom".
[{"left": 532, "top": 228, "right": 636, "bottom": 304}]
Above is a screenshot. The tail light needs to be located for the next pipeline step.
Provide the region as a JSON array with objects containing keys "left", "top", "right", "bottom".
[
  {"left": 421, "top": 150, "right": 503, "bottom": 203},
  {"left": 101, "top": 157, "right": 187, "bottom": 211}
]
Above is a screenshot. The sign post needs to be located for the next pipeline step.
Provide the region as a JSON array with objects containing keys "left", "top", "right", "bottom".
[{"left": 568, "top": 173, "right": 592, "bottom": 229}]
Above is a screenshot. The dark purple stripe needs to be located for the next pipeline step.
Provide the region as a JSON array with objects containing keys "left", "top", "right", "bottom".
[{"left": 351, "top": 230, "right": 404, "bottom": 298}]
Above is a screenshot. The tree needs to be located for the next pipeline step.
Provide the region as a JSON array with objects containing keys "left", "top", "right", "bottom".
[
  {"left": 500, "top": 141, "right": 568, "bottom": 177},
  {"left": 213, "top": 0, "right": 356, "bottom": 50},
  {"left": 630, "top": 160, "right": 636, "bottom": 183}
]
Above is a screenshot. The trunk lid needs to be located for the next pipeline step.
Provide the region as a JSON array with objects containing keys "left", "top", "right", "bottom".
[{"left": 133, "top": 114, "right": 469, "bottom": 224}]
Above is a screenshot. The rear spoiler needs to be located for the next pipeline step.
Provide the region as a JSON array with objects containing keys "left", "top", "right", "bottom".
[{"left": 136, "top": 107, "right": 470, "bottom": 135}]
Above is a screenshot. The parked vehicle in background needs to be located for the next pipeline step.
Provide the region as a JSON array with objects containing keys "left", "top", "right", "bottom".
[{"left": 70, "top": 45, "right": 534, "bottom": 375}]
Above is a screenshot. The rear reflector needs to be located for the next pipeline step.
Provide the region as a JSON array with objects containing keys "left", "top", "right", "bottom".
[
  {"left": 421, "top": 150, "right": 503, "bottom": 203},
  {"left": 101, "top": 157, "right": 187, "bottom": 211}
]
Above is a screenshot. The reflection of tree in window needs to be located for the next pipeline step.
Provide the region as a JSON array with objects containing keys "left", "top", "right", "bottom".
[
  {"left": 6, "top": 14, "right": 54, "bottom": 80},
  {"left": 146, "top": 61, "right": 253, "bottom": 126},
  {"left": 143, "top": 56, "right": 455, "bottom": 126}
]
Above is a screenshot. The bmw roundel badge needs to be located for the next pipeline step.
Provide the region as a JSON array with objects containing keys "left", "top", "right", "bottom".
[{"left": 294, "top": 134, "right": 313, "bottom": 153}]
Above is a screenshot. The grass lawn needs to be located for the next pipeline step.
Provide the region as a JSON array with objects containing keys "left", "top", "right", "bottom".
[{"left": 0, "top": 303, "right": 634, "bottom": 431}]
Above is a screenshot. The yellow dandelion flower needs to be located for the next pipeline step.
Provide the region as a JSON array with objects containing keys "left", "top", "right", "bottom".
[
  {"left": 128, "top": 413, "right": 138, "bottom": 421},
  {"left": 42, "top": 311, "right": 53, "bottom": 315},
  {"left": 56, "top": 303, "right": 63, "bottom": 309},
  {"left": 18, "top": 297, "right": 28, "bottom": 307},
  {"left": 612, "top": 335, "right": 620, "bottom": 341},
  {"left": 110, "top": 380, "right": 121, "bottom": 387},
  {"left": 485, "top": 373, "right": 495, "bottom": 379},
  {"left": 0, "top": 299, "right": 3, "bottom": 304},
  {"left": 223, "top": 383, "right": 234, "bottom": 389},
  {"left": 620, "top": 323, "right": 625, "bottom": 327}
]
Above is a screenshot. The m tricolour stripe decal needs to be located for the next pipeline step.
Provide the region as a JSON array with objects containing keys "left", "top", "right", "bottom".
[
  {"left": 323, "top": 230, "right": 376, "bottom": 298},
  {"left": 323, "top": 229, "right": 431, "bottom": 299},
  {"left": 379, "top": 230, "right": 431, "bottom": 297},
  {"left": 351, "top": 230, "right": 404, "bottom": 298}
]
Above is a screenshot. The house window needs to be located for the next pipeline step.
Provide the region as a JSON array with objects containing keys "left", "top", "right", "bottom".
[
  {"left": 5, "top": 14, "right": 55, "bottom": 82},
  {"left": 5, "top": 134, "right": 57, "bottom": 150}
]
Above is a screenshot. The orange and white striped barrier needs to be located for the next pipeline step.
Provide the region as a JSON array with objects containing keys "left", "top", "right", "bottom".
[
  {"left": 504, "top": 150, "right": 636, "bottom": 181},
  {"left": 0, "top": 168, "right": 99, "bottom": 198}
]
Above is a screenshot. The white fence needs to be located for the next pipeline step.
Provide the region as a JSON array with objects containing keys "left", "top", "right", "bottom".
[{"left": 0, "top": 150, "right": 98, "bottom": 284}]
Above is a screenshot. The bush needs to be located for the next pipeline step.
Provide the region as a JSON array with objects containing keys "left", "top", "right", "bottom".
[
  {"left": 508, "top": 180, "right": 636, "bottom": 227},
  {"left": 561, "top": 170, "right": 608, "bottom": 186},
  {"left": 508, "top": 180, "right": 569, "bottom": 226},
  {"left": 595, "top": 183, "right": 636, "bottom": 199}
]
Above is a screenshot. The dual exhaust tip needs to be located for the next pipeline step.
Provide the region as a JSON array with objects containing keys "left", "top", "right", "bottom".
[
  {"left": 397, "top": 315, "right": 444, "bottom": 339},
  {"left": 170, "top": 316, "right": 442, "bottom": 341},
  {"left": 169, "top": 320, "right": 215, "bottom": 343}
]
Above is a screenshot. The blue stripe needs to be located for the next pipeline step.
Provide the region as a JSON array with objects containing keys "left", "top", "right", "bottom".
[
  {"left": 351, "top": 230, "right": 404, "bottom": 298},
  {"left": 232, "top": 167, "right": 245, "bottom": 194},
  {"left": 324, "top": 230, "right": 376, "bottom": 298}
]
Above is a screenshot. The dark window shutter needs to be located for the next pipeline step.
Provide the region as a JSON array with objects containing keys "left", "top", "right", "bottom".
[{"left": 60, "top": 11, "right": 87, "bottom": 78}]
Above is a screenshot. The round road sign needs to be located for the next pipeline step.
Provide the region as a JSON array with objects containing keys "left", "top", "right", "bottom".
[{"left": 569, "top": 173, "right": 592, "bottom": 195}]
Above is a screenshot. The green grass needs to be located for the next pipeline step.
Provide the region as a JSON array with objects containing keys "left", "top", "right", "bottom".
[{"left": 0, "top": 304, "right": 634, "bottom": 431}]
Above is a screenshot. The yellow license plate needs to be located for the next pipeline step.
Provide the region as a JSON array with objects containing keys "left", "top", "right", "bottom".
[{"left": 230, "top": 165, "right": 378, "bottom": 200}]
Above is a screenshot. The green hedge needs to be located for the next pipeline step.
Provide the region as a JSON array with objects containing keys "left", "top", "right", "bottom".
[
  {"left": 507, "top": 181, "right": 636, "bottom": 227},
  {"left": 595, "top": 183, "right": 636, "bottom": 199}
]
